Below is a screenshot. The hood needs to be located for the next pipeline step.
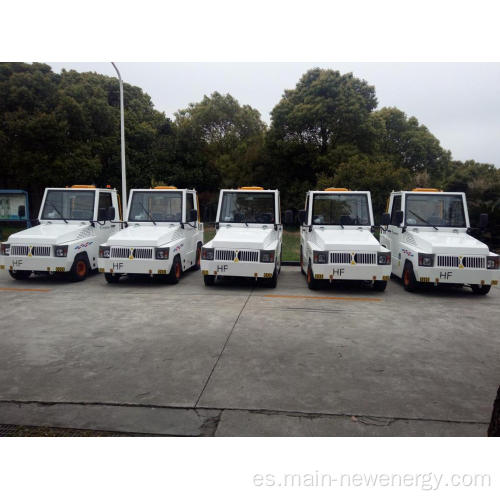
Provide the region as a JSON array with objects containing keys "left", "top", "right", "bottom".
[
  {"left": 7, "top": 223, "right": 95, "bottom": 245},
  {"left": 212, "top": 226, "right": 276, "bottom": 250},
  {"left": 407, "top": 231, "right": 489, "bottom": 255},
  {"left": 107, "top": 224, "right": 183, "bottom": 247},
  {"left": 311, "top": 228, "right": 381, "bottom": 251}
]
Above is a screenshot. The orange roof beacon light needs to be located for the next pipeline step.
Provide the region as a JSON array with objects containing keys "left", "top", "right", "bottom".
[
  {"left": 411, "top": 188, "right": 441, "bottom": 192},
  {"left": 70, "top": 185, "right": 96, "bottom": 189},
  {"left": 106, "top": 184, "right": 111, "bottom": 189},
  {"left": 153, "top": 186, "right": 178, "bottom": 190},
  {"left": 239, "top": 186, "right": 264, "bottom": 190},
  {"left": 325, "top": 187, "right": 350, "bottom": 191}
]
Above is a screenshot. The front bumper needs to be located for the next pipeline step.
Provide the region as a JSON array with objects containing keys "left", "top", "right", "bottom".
[
  {"left": 98, "top": 257, "right": 173, "bottom": 275},
  {"left": 414, "top": 266, "right": 499, "bottom": 286},
  {"left": 1, "top": 255, "right": 72, "bottom": 273},
  {"left": 201, "top": 260, "right": 275, "bottom": 278},
  {"left": 311, "top": 262, "right": 391, "bottom": 281}
]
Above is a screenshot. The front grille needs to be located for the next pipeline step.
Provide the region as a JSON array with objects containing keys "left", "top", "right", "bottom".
[
  {"left": 463, "top": 256, "right": 485, "bottom": 269},
  {"left": 330, "top": 252, "right": 351, "bottom": 264},
  {"left": 133, "top": 248, "right": 153, "bottom": 259},
  {"left": 111, "top": 247, "right": 130, "bottom": 259},
  {"left": 10, "top": 245, "right": 51, "bottom": 257},
  {"left": 437, "top": 255, "right": 459, "bottom": 268},
  {"left": 215, "top": 249, "right": 235, "bottom": 261},
  {"left": 237, "top": 250, "right": 259, "bottom": 262},
  {"left": 10, "top": 245, "right": 28, "bottom": 256},
  {"left": 354, "top": 253, "right": 376, "bottom": 265},
  {"left": 110, "top": 247, "right": 153, "bottom": 259}
]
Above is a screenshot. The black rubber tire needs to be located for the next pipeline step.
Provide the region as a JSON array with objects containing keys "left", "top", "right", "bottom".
[
  {"left": 9, "top": 270, "right": 31, "bottom": 280},
  {"left": 204, "top": 274, "right": 215, "bottom": 286},
  {"left": 193, "top": 243, "right": 202, "bottom": 270},
  {"left": 373, "top": 280, "right": 387, "bottom": 292},
  {"left": 105, "top": 273, "right": 121, "bottom": 284},
  {"left": 264, "top": 267, "right": 278, "bottom": 288},
  {"left": 402, "top": 261, "right": 418, "bottom": 292},
  {"left": 300, "top": 246, "right": 305, "bottom": 275},
  {"left": 471, "top": 284, "right": 491, "bottom": 295},
  {"left": 69, "top": 255, "right": 89, "bottom": 282},
  {"left": 167, "top": 255, "right": 182, "bottom": 284},
  {"left": 306, "top": 261, "right": 318, "bottom": 290}
]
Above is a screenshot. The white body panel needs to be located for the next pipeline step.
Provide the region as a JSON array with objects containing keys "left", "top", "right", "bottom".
[
  {"left": 98, "top": 189, "right": 203, "bottom": 276},
  {"left": 300, "top": 190, "right": 391, "bottom": 282},
  {"left": 380, "top": 191, "right": 499, "bottom": 287},
  {"left": 201, "top": 189, "right": 282, "bottom": 279},
  {"left": 1, "top": 187, "right": 120, "bottom": 275}
]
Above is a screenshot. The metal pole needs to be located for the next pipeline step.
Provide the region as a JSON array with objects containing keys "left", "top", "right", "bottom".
[{"left": 111, "top": 62, "right": 127, "bottom": 214}]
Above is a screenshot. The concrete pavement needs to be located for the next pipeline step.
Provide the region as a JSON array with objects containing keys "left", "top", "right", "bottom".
[{"left": 0, "top": 267, "right": 498, "bottom": 436}]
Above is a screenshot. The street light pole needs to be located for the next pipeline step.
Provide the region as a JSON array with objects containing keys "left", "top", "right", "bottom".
[{"left": 111, "top": 62, "right": 127, "bottom": 215}]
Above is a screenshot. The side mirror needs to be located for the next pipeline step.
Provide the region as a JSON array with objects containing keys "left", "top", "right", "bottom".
[
  {"left": 189, "top": 208, "right": 198, "bottom": 222},
  {"left": 284, "top": 210, "right": 294, "bottom": 225},
  {"left": 479, "top": 213, "right": 488, "bottom": 229},
  {"left": 18, "top": 205, "right": 26, "bottom": 218},
  {"left": 105, "top": 206, "right": 116, "bottom": 221},
  {"left": 381, "top": 212, "right": 391, "bottom": 226},
  {"left": 395, "top": 210, "right": 404, "bottom": 226},
  {"left": 298, "top": 210, "right": 307, "bottom": 224}
]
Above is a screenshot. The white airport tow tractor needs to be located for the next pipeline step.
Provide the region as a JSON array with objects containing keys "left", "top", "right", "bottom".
[
  {"left": 98, "top": 187, "right": 203, "bottom": 284},
  {"left": 0, "top": 185, "right": 120, "bottom": 281},
  {"left": 380, "top": 188, "right": 500, "bottom": 294},
  {"left": 201, "top": 187, "right": 282, "bottom": 287},
  {"left": 299, "top": 188, "right": 391, "bottom": 291}
]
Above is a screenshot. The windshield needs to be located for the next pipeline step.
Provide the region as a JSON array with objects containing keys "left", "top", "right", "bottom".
[
  {"left": 128, "top": 191, "right": 182, "bottom": 222},
  {"left": 219, "top": 191, "right": 276, "bottom": 224},
  {"left": 41, "top": 190, "right": 95, "bottom": 220},
  {"left": 312, "top": 193, "right": 371, "bottom": 225},
  {"left": 405, "top": 194, "right": 466, "bottom": 227},
  {"left": 0, "top": 193, "right": 27, "bottom": 220}
]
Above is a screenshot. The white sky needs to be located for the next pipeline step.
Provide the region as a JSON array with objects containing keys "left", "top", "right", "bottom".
[{"left": 48, "top": 62, "right": 500, "bottom": 167}]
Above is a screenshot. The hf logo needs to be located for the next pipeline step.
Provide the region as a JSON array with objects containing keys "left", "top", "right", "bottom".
[{"left": 440, "top": 271, "right": 453, "bottom": 280}]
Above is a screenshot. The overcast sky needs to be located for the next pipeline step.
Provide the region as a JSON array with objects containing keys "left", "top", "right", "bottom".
[{"left": 47, "top": 62, "right": 500, "bottom": 167}]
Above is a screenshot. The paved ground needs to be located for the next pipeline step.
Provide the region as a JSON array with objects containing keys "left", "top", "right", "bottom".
[{"left": 0, "top": 267, "right": 498, "bottom": 436}]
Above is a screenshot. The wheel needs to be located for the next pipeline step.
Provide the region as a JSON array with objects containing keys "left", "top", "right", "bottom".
[
  {"left": 471, "top": 284, "right": 491, "bottom": 295},
  {"left": 300, "top": 246, "right": 305, "bottom": 275},
  {"left": 204, "top": 274, "right": 215, "bottom": 286},
  {"left": 306, "top": 261, "right": 318, "bottom": 290},
  {"left": 69, "top": 255, "right": 89, "bottom": 282},
  {"left": 264, "top": 267, "right": 278, "bottom": 288},
  {"left": 8, "top": 270, "right": 31, "bottom": 280},
  {"left": 193, "top": 243, "right": 202, "bottom": 270},
  {"left": 167, "top": 256, "right": 182, "bottom": 284},
  {"left": 104, "top": 273, "right": 121, "bottom": 284},
  {"left": 373, "top": 280, "right": 387, "bottom": 292},
  {"left": 402, "top": 262, "right": 418, "bottom": 292}
]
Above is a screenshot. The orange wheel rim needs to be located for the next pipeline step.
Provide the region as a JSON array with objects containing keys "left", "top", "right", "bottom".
[
  {"left": 175, "top": 262, "right": 181, "bottom": 279},
  {"left": 307, "top": 267, "right": 311, "bottom": 283},
  {"left": 76, "top": 261, "right": 86, "bottom": 277},
  {"left": 404, "top": 270, "right": 409, "bottom": 286}
]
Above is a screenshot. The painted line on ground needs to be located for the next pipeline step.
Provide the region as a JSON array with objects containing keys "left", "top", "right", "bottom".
[
  {"left": 261, "top": 294, "right": 382, "bottom": 302},
  {"left": 0, "top": 287, "right": 51, "bottom": 293}
]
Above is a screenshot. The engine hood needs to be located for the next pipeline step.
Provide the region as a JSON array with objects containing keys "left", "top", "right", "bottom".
[
  {"left": 211, "top": 226, "right": 277, "bottom": 250},
  {"left": 406, "top": 231, "right": 489, "bottom": 255},
  {"left": 7, "top": 223, "right": 95, "bottom": 245},
  {"left": 311, "top": 228, "right": 381, "bottom": 251},
  {"left": 107, "top": 224, "right": 184, "bottom": 247}
]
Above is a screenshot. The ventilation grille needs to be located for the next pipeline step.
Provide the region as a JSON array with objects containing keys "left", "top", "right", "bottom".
[
  {"left": 10, "top": 245, "right": 28, "bottom": 256},
  {"left": 330, "top": 252, "right": 351, "bottom": 264},
  {"left": 437, "top": 255, "right": 459, "bottom": 267},
  {"left": 237, "top": 250, "right": 259, "bottom": 262},
  {"left": 133, "top": 248, "right": 153, "bottom": 259},
  {"left": 111, "top": 247, "right": 130, "bottom": 259},
  {"left": 10, "top": 245, "right": 51, "bottom": 257},
  {"left": 354, "top": 253, "right": 376, "bottom": 265},
  {"left": 463, "top": 256, "right": 485, "bottom": 269},
  {"left": 110, "top": 247, "right": 153, "bottom": 259},
  {"left": 215, "top": 249, "right": 235, "bottom": 261},
  {"left": 32, "top": 246, "right": 51, "bottom": 257}
]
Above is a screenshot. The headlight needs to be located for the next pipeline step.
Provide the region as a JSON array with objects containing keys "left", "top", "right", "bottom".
[
  {"left": 377, "top": 251, "right": 391, "bottom": 265},
  {"left": 99, "top": 246, "right": 110, "bottom": 258},
  {"left": 418, "top": 253, "right": 434, "bottom": 267},
  {"left": 313, "top": 251, "right": 328, "bottom": 264},
  {"left": 54, "top": 245, "right": 68, "bottom": 258},
  {"left": 155, "top": 247, "right": 169, "bottom": 260},
  {"left": 201, "top": 247, "right": 214, "bottom": 260},
  {"left": 487, "top": 256, "right": 499, "bottom": 270},
  {"left": 1, "top": 243, "right": 10, "bottom": 256},
  {"left": 260, "top": 250, "right": 275, "bottom": 263}
]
